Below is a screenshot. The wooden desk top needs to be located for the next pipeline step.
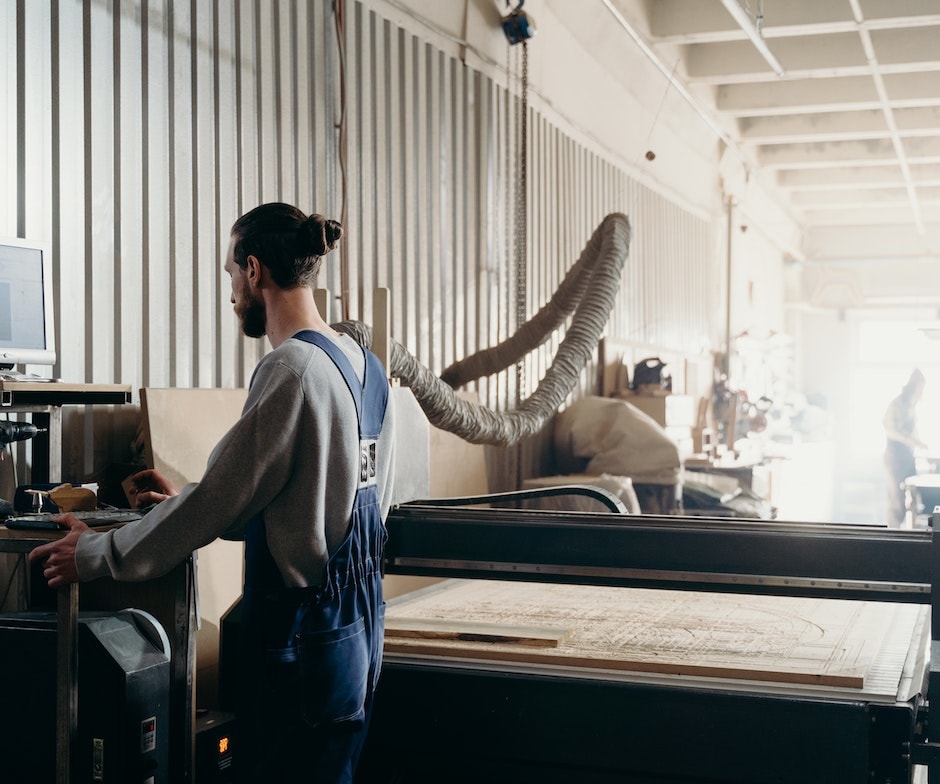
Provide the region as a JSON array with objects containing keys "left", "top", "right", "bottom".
[
  {"left": 0, "top": 380, "right": 129, "bottom": 391},
  {"left": 685, "top": 457, "right": 762, "bottom": 471},
  {"left": 0, "top": 381, "right": 132, "bottom": 406},
  {"left": 0, "top": 524, "right": 62, "bottom": 553},
  {"left": 0, "top": 522, "right": 127, "bottom": 552}
]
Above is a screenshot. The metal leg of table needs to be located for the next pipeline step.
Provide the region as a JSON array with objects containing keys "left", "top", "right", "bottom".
[{"left": 56, "top": 583, "right": 78, "bottom": 784}]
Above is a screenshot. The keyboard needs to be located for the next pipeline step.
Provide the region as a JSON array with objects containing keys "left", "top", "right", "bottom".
[
  {"left": 3, "top": 509, "right": 143, "bottom": 530},
  {"left": 0, "top": 373, "right": 56, "bottom": 383}
]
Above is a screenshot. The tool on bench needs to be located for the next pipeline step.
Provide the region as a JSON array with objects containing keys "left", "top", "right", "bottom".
[{"left": 0, "top": 420, "right": 46, "bottom": 460}]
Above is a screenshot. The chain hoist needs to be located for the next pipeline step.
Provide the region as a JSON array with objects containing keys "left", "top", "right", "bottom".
[
  {"left": 514, "top": 41, "right": 528, "bottom": 404},
  {"left": 502, "top": 1, "right": 535, "bottom": 406}
]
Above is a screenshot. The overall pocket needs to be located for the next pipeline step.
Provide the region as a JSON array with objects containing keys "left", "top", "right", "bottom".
[{"left": 297, "top": 615, "right": 369, "bottom": 728}]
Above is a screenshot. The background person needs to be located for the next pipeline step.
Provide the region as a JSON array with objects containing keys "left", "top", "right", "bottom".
[{"left": 883, "top": 368, "right": 926, "bottom": 527}]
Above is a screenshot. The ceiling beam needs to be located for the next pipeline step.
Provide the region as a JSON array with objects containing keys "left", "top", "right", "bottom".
[
  {"left": 777, "top": 163, "right": 940, "bottom": 190},
  {"left": 757, "top": 136, "right": 940, "bottom": 169},
  {"left": 804, "top": 222, "right": 940, "bottom": 259},
  {"left": 740, "top": 107, "right": 940, "bottom": 145},
  {"left": 717, "top": 73, "right": 940, "bottom": 116},
  {"left": 849, "top": 0, "right": 924, "bottom": 233},
  {"left": 685, "top": 32, "right": 940, "bottom": 85},
  {"left": 718, "top": 75, "right": 878, "bottom": 115},
  {"left": 687, "top": 33, "right": 863, "bottom": 82},
  {"left": 790, "top": 186, "right": 940, "bottom": 208},
  {"left": 649, "top": 0, "right": 940, "bottom": 43},
  {"left": 650, "top": 0, "right": 854, "bottom": 41}
]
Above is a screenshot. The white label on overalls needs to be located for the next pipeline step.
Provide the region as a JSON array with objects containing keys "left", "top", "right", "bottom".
[{"left": 359, "top": 439, "right": 378, "bottom": 487}]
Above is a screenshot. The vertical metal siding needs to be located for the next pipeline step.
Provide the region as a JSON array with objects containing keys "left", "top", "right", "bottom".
[{"left": 3, "top": 0, "right": 720, "bottom": 486}]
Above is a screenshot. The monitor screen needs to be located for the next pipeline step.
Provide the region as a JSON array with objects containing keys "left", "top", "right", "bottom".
[{"left": 0, "top": 237, "right": 56, "bottom": 370}]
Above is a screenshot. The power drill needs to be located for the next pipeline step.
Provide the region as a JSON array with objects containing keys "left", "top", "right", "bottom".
[{"left": 0, "top": 421, "right": 47, "bottom": 460}]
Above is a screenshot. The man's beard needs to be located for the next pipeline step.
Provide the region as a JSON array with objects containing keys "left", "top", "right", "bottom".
[{"left": 236, "top": 294, "right": 266, "bottom": 338}]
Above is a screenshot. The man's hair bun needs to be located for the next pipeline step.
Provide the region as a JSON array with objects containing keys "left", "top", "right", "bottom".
[{"left": 306, "top": 214, "right": 344, "bottom": 256}]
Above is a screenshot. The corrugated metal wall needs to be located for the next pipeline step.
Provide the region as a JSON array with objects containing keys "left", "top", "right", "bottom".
[{"left": 1, "top": 0, "right": 720, "bottom": 487}]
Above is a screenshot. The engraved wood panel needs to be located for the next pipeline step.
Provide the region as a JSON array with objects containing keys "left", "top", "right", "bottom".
[{"left": 385, "top": 579, "right": 923, "bottom": 689}]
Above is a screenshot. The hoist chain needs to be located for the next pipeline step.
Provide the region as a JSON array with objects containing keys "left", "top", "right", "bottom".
[{"left": 514, "top": 40, "right": 529, "bottom": 405}]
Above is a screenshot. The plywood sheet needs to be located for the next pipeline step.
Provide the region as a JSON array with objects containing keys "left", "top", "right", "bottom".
[
  {"left": 139, "top": 388, "right": 249, "bottom": 491},
  {"left": 384, "top": 390, "right": 487, "bottom": 602},
  {"left": 427, "top": 391, "right": 488, "bottom": 498},
  {"left": 139, "top": 387, "right": 249, "bottom": 707},
  {"left": 598, "top": 337, "right": 632, "bottom": 397},
  {"left": 385, "top": 580, "right": 919, "bottom": 689}
]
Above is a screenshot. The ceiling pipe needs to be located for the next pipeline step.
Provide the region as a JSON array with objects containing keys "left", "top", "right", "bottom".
[{"left": 719, "top": 0, "right": 786, "bottom": 77}]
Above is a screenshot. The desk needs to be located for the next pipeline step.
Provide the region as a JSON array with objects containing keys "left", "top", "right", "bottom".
[
  {"left": 0, "top": 524, "right": 195, "bottom": 784},
  {"left": 0, "top": 381, "right": 132, "bottom": 483},
  {"left": 685, "top": 456, "right": 760, "bottom": 489}
]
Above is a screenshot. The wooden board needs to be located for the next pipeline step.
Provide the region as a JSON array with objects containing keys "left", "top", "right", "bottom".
[
  {"left": 385, "top": 579, "right": 919, "bottom": 689},
  {"left": 139, "top": 387, "right": 249, "bottom": 492},
  {"left": 139, "top": 387, "right": 249, "bottom": 707},
  {"left": 384, "top": 390, "right": 489, "bottom": 602},
  {"left": 427, "top": 390, "right": 488, "bottom": 499},
  {"left": 385, "top": 617, "right": 569, "bottom": 648}
]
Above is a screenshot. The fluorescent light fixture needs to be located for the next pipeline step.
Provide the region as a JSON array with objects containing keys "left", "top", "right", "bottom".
[{"left": 719, "top": 0, "right": 786, "bottom": 77}]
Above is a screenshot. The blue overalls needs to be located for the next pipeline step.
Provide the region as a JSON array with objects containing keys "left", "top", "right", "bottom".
[{"left": 236, "top": 331, "right": 389, "bottom": 783}]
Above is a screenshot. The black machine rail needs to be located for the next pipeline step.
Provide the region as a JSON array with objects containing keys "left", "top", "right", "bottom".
[
  {"left": 385, "top": 503, "right": 935, "bottom": 604},
  {"left": 375, "top": 501, "right": 940, "bottom": 783}
]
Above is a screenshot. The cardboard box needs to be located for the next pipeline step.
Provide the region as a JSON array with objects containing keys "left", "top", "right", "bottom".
[{"left": 616, "top": 391, "right": 695, "bottom": 428}]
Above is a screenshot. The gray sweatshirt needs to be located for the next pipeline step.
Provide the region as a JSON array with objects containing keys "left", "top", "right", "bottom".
[{"left": 76, "top": 332, "right": 396, "bottom": 588}]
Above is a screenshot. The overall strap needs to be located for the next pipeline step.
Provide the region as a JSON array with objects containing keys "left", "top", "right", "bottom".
[
  {"left": 293, "top": 330, "right": 388, "bottom": 490},
  {"left": 292, "top": 330, "right": 388, "bottom": 440}
]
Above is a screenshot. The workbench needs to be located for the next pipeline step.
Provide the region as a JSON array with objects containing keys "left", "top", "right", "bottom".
[
  {"left": 357, "top": 503, "right": 940, "bottom": 784},
  {"left": 907, "top": 474, "right": 940, "bottom": 527}
]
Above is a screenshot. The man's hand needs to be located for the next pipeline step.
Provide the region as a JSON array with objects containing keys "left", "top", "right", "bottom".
[
  {"left": 126, "top": 468, "right": 180, "bottom": 508},
  {"left": 28, "top": 514, "right": 90, "bottom": 588}
]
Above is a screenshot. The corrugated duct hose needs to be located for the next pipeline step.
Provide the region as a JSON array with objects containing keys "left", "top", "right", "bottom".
[{"left": 333, "top": 212, "right": 631, "bottom": 446}]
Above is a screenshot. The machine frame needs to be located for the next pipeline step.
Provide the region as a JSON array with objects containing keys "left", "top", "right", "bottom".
[{"left": 357, "top": 502, "right": 940, "bottom": 783}]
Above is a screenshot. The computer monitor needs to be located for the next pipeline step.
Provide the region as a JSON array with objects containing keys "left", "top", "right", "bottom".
[{"left": 0, "top": 237, "right": 56, "bottom": 372}]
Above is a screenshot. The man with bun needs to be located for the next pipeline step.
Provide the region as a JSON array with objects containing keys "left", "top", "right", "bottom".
[{"left": 30, "top": 202, "right": 396, "bottom": 783}]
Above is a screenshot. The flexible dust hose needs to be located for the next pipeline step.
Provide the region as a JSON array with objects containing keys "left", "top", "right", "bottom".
[
  {"left": 333, "top": 212, "right": 631, "bottom": 446},
  {"left": 439, "top": 213, "right": 630, "bottom": 388}
]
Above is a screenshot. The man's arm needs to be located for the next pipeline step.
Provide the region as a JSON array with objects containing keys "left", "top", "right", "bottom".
[
  {"left": 27, "top": 515, "right": 89, "bottom": 587},
  {"left": 31, "top": 357, "right": 305, "bottom": 587},
  {"left": 126, "top": 468, "right": 180, "bottom": 507}
]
